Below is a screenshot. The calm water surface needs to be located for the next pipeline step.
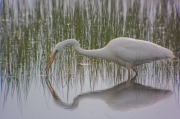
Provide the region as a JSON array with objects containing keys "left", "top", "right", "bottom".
[{"left": 0, "top": 0, "right": 180, "bottom": 119}]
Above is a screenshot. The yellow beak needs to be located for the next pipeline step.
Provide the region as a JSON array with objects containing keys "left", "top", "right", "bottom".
[{"left": 46, "top": 51, "right": 58, "bottom": 70}]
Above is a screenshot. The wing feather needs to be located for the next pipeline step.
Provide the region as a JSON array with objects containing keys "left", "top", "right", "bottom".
[{"left": 108, "top": 37, "right": 174, "bottom": 66}]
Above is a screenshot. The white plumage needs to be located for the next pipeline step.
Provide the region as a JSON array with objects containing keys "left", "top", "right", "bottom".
[
  {"left": 46, "top": 37, "right": 174, "bottom": 79},
  {"left": 107, "top": 37, "right": 174, "bottom": 67}
]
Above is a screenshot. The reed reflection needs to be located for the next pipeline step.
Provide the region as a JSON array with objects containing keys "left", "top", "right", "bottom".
[
  {"left": 1, "top": 0, "right": 180, "bottom": 115},
  {"left": 45, "top": 75, "right": 172, "bottom": 110}
]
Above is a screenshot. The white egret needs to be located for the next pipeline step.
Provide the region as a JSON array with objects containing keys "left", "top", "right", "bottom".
[{"left": 46, "top": 37, "right": 174, "bottom": 79}]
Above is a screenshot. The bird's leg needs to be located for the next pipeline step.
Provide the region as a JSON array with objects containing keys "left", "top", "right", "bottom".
[
  {"left": 132, "top": 68, "right": 138, "bottom": 77},
  {"left": 127, "top": 68, "right": 138, "bottom": 82},
  {"left": 128, "top": 68, "right": 131, "bottom": 81},
  {"left": 126, "top": 68, "right": 133, "bottom": 87},
  {"left": 131, "top": 73, "right": 138, "bottom": 83},
  {"left": 128, "top": 68, "right": 138, "bottom": 83}
]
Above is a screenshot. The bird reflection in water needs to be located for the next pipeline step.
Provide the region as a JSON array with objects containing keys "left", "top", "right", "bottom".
[{"left": 45, "top": 75, "right": 172, "bottom": 110}]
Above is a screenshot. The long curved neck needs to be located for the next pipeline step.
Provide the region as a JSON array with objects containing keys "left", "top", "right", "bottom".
[
  {"left": 75, "top": 44, "right": 107, "bottom": 59},
  {"left": 59, "top": 39, "right": 109, "bottom": 59}
]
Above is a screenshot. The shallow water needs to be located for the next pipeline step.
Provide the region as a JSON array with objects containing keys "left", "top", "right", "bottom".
[{"left": 0, "top": 0, "right": 180, "bottom": 119}]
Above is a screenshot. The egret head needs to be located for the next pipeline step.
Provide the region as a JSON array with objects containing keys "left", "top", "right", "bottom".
[
  {"left": 46, "top": 42, "right": 65, "bottom": 70},
  {"left": 46, "top": 39, "right": 79, "bottom": 70}
]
